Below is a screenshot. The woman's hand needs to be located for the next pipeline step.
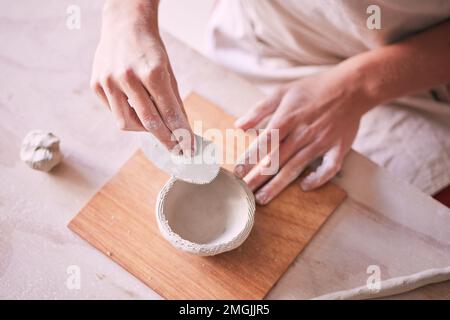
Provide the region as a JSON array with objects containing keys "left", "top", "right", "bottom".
[
  {"left": 234, "top": 66, "right": 375, "bottom": 205},
  {"left": 90, "top": 0, "right": 194, "bottom": 154},
  {"left": 234, "top": 19, "right": 450, "bottom": 205}
]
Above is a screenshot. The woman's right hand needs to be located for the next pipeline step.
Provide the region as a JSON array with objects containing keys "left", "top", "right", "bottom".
[{"left": 90, "top": 0, "right": 194, "bottom": 154}]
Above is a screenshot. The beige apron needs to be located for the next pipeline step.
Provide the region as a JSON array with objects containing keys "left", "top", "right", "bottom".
[{"left": 205, "top": 0, "right": 450, "bottom": 195}]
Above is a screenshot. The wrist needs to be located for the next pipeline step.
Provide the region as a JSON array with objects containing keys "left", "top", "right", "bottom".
[
  {"left": 336, "top": 52, "right": 391, "bottom": 114},
  {"left": 102, "top": 0, "right": 159, "bottom": 31},
  {"left": 330, "top": 60, "right": 379, "bottom": 117}
]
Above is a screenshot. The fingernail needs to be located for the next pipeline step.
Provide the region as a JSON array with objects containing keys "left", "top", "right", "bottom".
[
  {"left": 300, "top": 178, "right": 314, "bottom": 191},
  {"left": 191, "top": 137, "right": 197, "bottom": 156},
  {"left": 178, "top": 138, "right": 193, "bottom": 158},
  {"left": 300, "top": 182, "right": 311, "bottom": 192},
  {"left": 255, "top": 191, "right": 268, "bottom": 205},
  {"left": 234, "top": 165, "right": 245, "bottom": 178},
  {"left": 116, "top": 119, "right": 126, "bottom": 130},
  {"left": 182, "top": 147, "right": 193, "bottom": 158},
  {"left": 234, "top": 117, "right": 247, "bottom": 128},
  {"left": 171, "top": 143, "right": 182, "bottom": 156}
]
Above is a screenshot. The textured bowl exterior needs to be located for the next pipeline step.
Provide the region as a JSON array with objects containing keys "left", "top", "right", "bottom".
[{"left": 155, "top": 169, "right": 255, "bottom": 256}]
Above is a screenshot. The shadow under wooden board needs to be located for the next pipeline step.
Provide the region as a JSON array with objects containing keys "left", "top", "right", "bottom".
[{"left": 68, "top": 92, "right": 346, "bottom": 299}]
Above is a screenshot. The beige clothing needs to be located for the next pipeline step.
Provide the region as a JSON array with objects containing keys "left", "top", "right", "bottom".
[{"left": 205, "top": 0, "right": 450, "bottom": 194}]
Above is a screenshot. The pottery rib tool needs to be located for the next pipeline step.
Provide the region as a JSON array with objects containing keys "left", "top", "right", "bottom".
[{"left": 140, "top": 132, "right": 220, "bottom": 184}]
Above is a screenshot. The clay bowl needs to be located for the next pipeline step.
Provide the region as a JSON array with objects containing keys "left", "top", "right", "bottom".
[{"left": 155, "top": 168, "right": 255, "bottom": 256}]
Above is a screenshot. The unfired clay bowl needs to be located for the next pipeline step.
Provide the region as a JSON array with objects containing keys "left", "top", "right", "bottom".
[{"left": 155, "top": 168, "right": 255, "bottom": 256}]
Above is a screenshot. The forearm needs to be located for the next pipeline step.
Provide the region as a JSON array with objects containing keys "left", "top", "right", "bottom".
[{"left": 341, "top": 19, "right": 450, "bottom": 110}]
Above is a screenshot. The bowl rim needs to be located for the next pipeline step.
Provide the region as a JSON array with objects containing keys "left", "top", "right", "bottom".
[{"left": 155, "top": 168, "right": 256, "bottom": 256}]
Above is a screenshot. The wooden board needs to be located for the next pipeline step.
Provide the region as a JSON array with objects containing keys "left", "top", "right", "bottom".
[{"left": 68, "top": 93, "right": 346, "bottom": 300}]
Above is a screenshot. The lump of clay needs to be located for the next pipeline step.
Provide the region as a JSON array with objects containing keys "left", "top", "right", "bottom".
[
  {"left": 156, "top": 168, "right": 255, "bottom": 256},
  {"left": 20, "top": 130, "right": 62, "bottom": 172}
]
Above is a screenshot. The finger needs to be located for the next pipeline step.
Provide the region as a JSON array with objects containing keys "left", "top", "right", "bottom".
[
  {"left": 90, "top": 81, "right": 109, "bottom": 108},
  {"left": 234, "top": 88, "right": 285, "bottom": 130},
  {"left": 253, "top": 141, "right": 325, "bottom": 205},
  {"left": 142, "top": 63, "right": 195, "bottom": 155},
  {"left": 244, "top": 124, "right": 314, "bottom": 191},
  {"left": 102, "top": 77, "right": 146, "bottom": 131},
  {"left": 117, "top": 70, "right": 178, "bottom": 150},
  {"left": 165, "top": 63, "right": 196, "bottom": 154},
  {"left": 234, "top": 103, "right": 311, "bottom": 179},
  {"left": 234, "top": 126, "right": 281, "bottom": 179},
  {"left": 166, "top": 70, "right": 197, "bottom": 156},
  {"left": 167, "top": 62, "right": 187, "bottom": 119},
  {"left": 299, "top": 143, "right": 347, "bottom": 191}
]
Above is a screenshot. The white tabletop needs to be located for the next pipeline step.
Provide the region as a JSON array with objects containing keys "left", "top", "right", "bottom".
[{"left": 0, "top": 2, "right": 449, "bottom": 299}]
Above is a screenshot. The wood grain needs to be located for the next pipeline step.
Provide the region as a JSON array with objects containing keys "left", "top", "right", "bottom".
[{"left": 68, "top": 93, "right": 346, "bottom": 299}]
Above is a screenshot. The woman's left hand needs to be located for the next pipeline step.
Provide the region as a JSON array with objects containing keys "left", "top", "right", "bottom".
[{"left": 234, "top": 66, "right": 374, "bottom": 205}]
